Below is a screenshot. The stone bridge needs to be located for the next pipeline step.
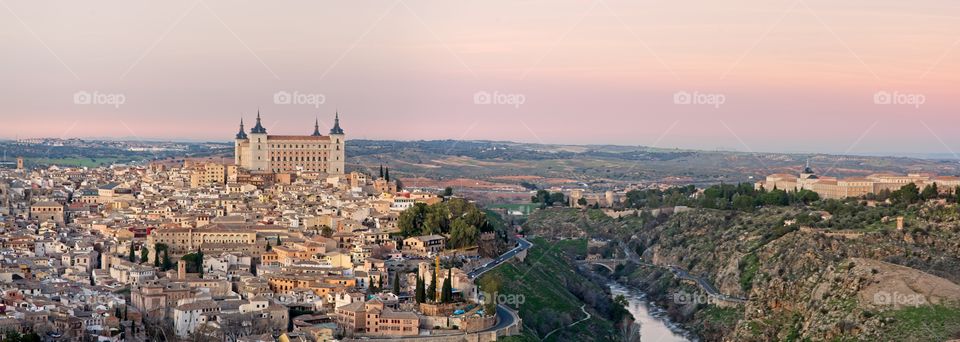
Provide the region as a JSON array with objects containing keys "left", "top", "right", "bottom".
[{"left": 576, "top": 259, "right": 628, "bottom": 272}]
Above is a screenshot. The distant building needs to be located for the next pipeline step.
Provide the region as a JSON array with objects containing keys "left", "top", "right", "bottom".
[
  {"left": 234, "top": 111, "right": 345, "bottom": 175},
  {"left": 755, "top": 163, "right": 960, "bottom": 199}
]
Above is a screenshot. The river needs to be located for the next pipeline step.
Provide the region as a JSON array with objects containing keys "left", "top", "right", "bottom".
[{"left": 609, "top": 282, "right": 693, "bottom": 342}]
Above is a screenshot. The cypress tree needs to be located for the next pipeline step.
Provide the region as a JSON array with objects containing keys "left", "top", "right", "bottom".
[
  {"left": 385, "top": 167, "right": 390, "bottom": 182},
  {"left": 427, "top": 268, "right": 437, "bottom": 302},
  {"left": 441, "top": 268, "right": 453, "bottom": 303},
  {"left": 392, "top": 272, "right": 400, "bottom": 295},
  {"left": 161, "top": 250, "right": 172, "bottom": 271},
  {"left": 128, "top": 245, "right": 135, "bottom": 262},
  {"left": 415, "top": 274, "right": 425, "bottom": 303}
]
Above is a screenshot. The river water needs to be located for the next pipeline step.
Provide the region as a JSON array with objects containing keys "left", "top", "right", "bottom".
[{"left": 608, "top": 282, "right": 693, "bottom": 342}]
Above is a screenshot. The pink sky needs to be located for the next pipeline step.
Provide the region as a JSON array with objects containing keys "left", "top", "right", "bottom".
[{"left": 2, "top": 0, "right": 960, "bottom": 154}]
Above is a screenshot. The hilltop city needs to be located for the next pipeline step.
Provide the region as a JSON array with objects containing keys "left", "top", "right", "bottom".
[{"left": 0, "top": 113, "right": 526, "bottom": 341}]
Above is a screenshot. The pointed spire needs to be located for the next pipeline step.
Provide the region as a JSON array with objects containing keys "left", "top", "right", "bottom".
[
  {"left": 312, "top": 118, "right": 322, "bottom": 136},
  {"left": 251, "top": 109, "right": 267, "bottom": 134},
  {"left": 235, "top": 117, "right": 248, "bottom": 139},
  {"left": 329, "top": 111, "right": 344, "bottom": 135}
]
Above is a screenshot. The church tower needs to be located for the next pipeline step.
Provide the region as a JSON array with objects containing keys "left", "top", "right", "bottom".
[
  {"left": 248, "top": 111, "right": 269, "bottom": 172},
  {"left": 328, "top": 111, "right": 345, "bottom": 175},
  {"left": 234, "top": 118, "right": 248, "bottom": 167}
]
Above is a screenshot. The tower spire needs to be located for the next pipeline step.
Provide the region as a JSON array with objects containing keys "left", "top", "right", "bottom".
[
  {"left": 329, "top": 111, "right": 344, "bottom": 135},
  {"left": 251, "top": 109, "right": 267, "bottom": 134},
  {"left": 235, "top": 117, "right": 248, "bottom": 139},
  {"left": 312, "top": 118, "right": 322, "bottom": 136}
]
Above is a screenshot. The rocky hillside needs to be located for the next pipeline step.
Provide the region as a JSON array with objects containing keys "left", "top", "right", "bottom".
[{"left": 523, "top": 204, "right": 960, "bottom": 341}]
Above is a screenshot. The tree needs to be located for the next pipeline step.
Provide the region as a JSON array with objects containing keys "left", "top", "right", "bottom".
[
  {"left": 893, "top": 183, "right": 920, "bottom": 204},
  {"left": 732, "top": 194, "right": 756, "bottom": 212},
  {"left": 921, "top": 183, "right": 939, "bottom": 201},
  {"left": 139, "top": 246, "right": 149, "bottom": 263},
  {"left": 128, "top": 244, "right": 136, "bottom": 262},
  {"left": 393, "top": 272, "right": 401, "bottom": 295},
  {"left": 266, "top": 241, "right": 272, "bottom": 252},
  {"left": 549, "top": 192, "right": 565, "bottom": 206},
  {"left": 275, "top": 235, "right": 282, "bottom": 246},
  {"left": 448, "top": 220, "right": 478, "bottom": 249},
  {"left": 379, "top": 164, "right": 384, "bottom": 178},
  {"left": 385, "top": 167, "right": 390, "bottom": 182},
  {"left": 427, "top": 268, "right": 438, "bottom": 302},
  {"left": 577, "top": 197, "right": 587, "bottom": 206},
  {"left": 441, "top": 268, "right": 453, "bottom": 303},
  {"left": 415, "top": 274, "right": 425, "bottom": 303},
  {"left": 320, "top": 225, "right": 334, "bottom": 238},
  {"left": 442, "top": 187, "right": 453, "bottom": 197},
  {"left": 161, "top": 250, "right": 173, "bottom": 271}
]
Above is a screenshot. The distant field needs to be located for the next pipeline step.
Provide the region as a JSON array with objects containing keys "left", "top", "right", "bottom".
[
  {"left": 487, "top": 203, "right": 537, "bottom": 216},
  {"left": 29, "top": 157, "right": 123, "bottom": 167}
]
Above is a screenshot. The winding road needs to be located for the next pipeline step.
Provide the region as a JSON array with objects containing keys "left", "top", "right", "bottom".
[
  {"left": 467, "top": 237, "right": 533, "bottom": 279},
  {"left": 620, "top": 242, "right": 748, "bottom": 303}
]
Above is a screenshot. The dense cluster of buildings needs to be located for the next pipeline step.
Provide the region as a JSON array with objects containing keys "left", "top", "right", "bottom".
[
  {"left": 0, "top": 115, "right": 519, "bottom": 341},
  {"left": 755, "top": 163, "right": 960, "bottom": 199}
]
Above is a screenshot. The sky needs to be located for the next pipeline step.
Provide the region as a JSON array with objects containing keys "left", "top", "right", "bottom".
[{"left": 2, "top": 0, "right": 960, "bottom": 155}]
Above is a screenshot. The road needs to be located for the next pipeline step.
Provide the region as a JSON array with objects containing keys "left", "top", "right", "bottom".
[
  {"left": 467, "top": 237, "right": 533, "bottom": 279},
  {"left": 620, "top": 242, "right": 748, "bottom": 303}
]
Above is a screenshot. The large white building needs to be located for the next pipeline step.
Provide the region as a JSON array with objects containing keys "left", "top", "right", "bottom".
[{"left": 234, "top": 111, "right": 345, "bottom": 175}]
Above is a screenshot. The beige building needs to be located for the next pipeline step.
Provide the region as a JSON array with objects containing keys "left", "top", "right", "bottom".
[
  {"left": 189, "top": 162, "right": 234, "bottom": 188},
  {"left": 402, "top": 235, "right": 445, "bottom": 254},
  {"left": 336, "top": 299, "right": 419, "bottom": 337},
  {"left": 30, "top": 201, "right": 64, "bottom": 224},
  {"left": 756, "top": 164, "right": 960, "bottom": 200},
  {"left": 234, "top": 112, "right": 345, "bottom": 175}
]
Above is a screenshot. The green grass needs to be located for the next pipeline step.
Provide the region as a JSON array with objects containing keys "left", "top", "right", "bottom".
[
  {"left": 878, "top": 305, "right": 960, "bottom": 341},
  {"left": 738, "top": 253, "right": 759, "bottom": 293},
  {"left": 29, "top": 157, "right": 123, "bottom": 167},
  {"left": 477, "top": 237, "right": 618, "bottom": 342}
]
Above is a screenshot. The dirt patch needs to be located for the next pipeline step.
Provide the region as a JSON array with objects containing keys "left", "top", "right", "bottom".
[{"left": 852, "top": 258, "right": 960, "bottom": 310}]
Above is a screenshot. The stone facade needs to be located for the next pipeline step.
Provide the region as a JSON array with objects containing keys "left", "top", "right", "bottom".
[{"left": 234, "top": 112, "right": 345, "bottom": 175}]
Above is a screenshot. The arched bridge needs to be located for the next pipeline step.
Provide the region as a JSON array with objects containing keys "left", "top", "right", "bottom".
[{"left": 576, "top": 259, "right": 628, "bottom": 272}]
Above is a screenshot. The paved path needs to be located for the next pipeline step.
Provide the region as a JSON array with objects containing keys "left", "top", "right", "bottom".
[{"left": 541, "top": 304, "right": 591, "bottom": 341}]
